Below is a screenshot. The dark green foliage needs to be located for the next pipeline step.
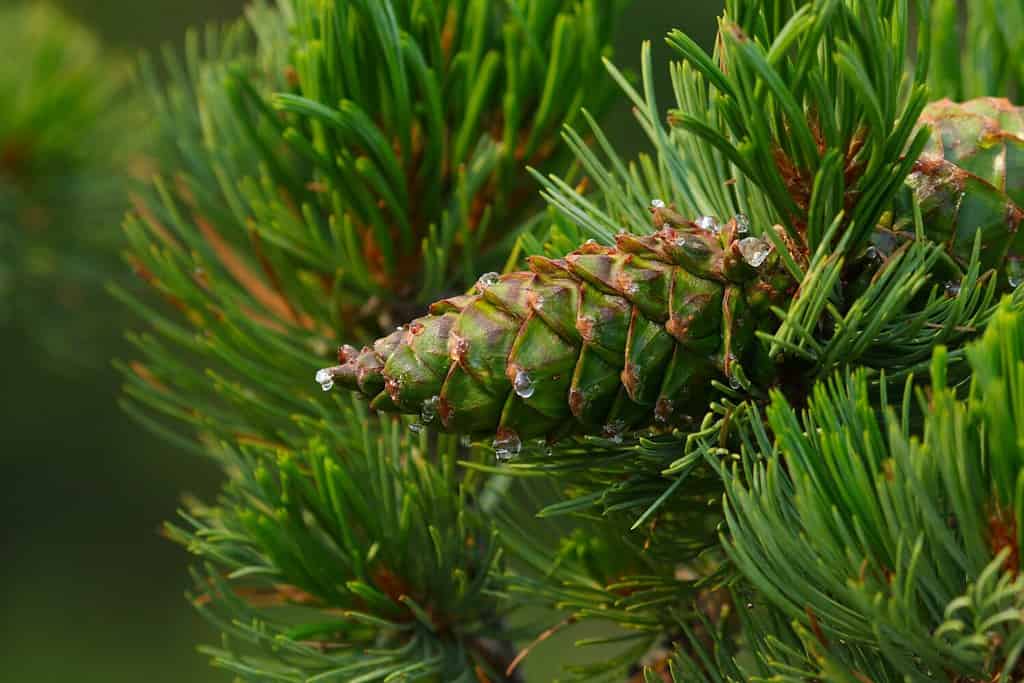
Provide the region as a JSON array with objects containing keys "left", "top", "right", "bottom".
[{"left": 1, "top": 3, "right": 139, "bottom": 370}]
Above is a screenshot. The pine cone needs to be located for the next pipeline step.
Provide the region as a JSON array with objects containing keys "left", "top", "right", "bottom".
[
  {"left": 322, "top": 98, "right": 1024, "bottom": 447},
  {"left": 320, "top": 213, "right": 795, "bottom": 449},
  {"left": 906, "top": 98, "right": 1024, "bottom": 278}
]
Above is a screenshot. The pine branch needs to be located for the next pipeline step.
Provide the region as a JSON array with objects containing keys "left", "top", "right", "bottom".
[
  {"left": 168, "top": 397, "right": 519, "bottom": 682},
  {"left": 712, "top": 300, "right": 1024, "bottom": 681}
]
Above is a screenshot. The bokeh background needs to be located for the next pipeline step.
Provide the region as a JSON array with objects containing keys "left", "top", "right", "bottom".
[{"left": 1, "top": 2, "right": 721, "bottom": 681}]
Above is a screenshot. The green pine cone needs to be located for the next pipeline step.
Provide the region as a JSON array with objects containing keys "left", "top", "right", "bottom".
[
  {"left": 905, "top": 98, "right": 1024, "bottom": 281},
  {"left": 319, "top": 213, "right": 796, "bottom": 451},
  {"left": 323, "top": 98, "right": 1024, "bottom": 449}
]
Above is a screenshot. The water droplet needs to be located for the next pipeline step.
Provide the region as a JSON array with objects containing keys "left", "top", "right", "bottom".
[
  {"left": 651, "top": 198, "right": 666, "bottom": 209},
  {"left": 696, "top": 215, "right": 719, "bottom": 233},
  {"left": 738, "top": 237, "right": 771, "bottom": 268},
  {"left": 729, "top": 373, "right": 742, "bottom": 390},
  {"left": 734, "top": 213, "right": 751, "bottom": 234},
  {"left": 492, "top": 430, "right": 522, "bottom": 462},
  {"left": 603, "top": 420, "right": 626, "bottom": 444},
  {"left": 1008, "top": 257, "right": 1024, "bottom": 289},
  {"left": 421, "top": 395, "right": 440, "bottom": 423},
  {"left": 944, "top": 281, "right": 961, "bottom": 297},
  {"left": 513, "top": 370, "right": 535, "bottom": 399},
  {"left": 396, "top": 325, "right": 405, "bottom": 333},
  {"left": 673, "top": 235, "right": 688, "bottom": 248},
  {"left": 459, "top": 435, "right": 473, "bottom": 447},
  {"left": 315, "top": 367, "right": 335, "bottom": 392},
  {"left": 409, "top": 422, "right": 423, "bottom": 433},
  {"left": 476, "top": 272, "right": 500, "bottom": 292}
]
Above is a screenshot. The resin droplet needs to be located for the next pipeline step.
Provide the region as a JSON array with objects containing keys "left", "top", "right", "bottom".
[
  {"left": 315, "top": 367, "right": 336, "bottom": 392},
  {"left": 944, "top": 281, "right": 961, "bottom": 297},
  {"left": 493, "top": 429, "right": 522, "bottom": 462},
  {"left": 476, "top": 272, "right": 501, "bottom": 292},
  {"left": 696, "top": 215, "right": 719, "bottom": 233},
  {"left": 734, "top": 213, "right": 751, "bottom": 234},
  {"left": 513, "top": 370, "right": 535, "bottom": 399},
  {"left": 651, "top": 198, "right": 666, "bottom": 209},
  {"left": 421, "top": 395, "right": 440, "bottom": 424},
  {"left": 738, "top": 237, "right": 771, "bottom": 268}
]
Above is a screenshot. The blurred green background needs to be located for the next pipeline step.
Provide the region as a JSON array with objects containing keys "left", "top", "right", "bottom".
[{"left": 1, "top": 2, "right": 720, "bottom": 681}]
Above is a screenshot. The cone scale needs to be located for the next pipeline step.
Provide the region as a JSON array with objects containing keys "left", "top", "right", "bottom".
[{"left": 322, "top": 98, "right": 1024, "bottom": 446}]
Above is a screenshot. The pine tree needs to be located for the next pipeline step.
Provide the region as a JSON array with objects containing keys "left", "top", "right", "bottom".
[{"left": 115, "top": 0, "right": 1024, "bottom": 680}]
